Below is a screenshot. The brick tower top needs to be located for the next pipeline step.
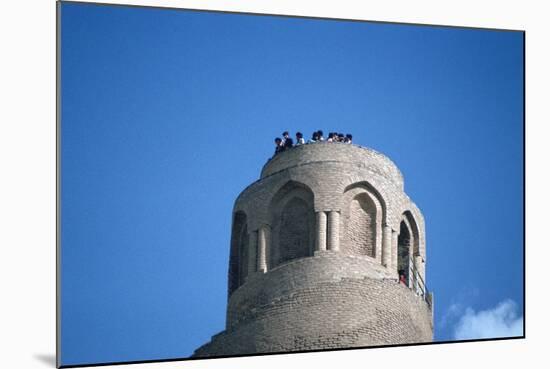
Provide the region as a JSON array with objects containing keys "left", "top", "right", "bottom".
[
  {"left": 260, "top": 142, "right": 404, "bottom": 189},
  {"left": 228, "top": 141, "right": 427, "bottom": 299},
  {"left": 193, "top": 141, "right": 433, "bottom": 357}
]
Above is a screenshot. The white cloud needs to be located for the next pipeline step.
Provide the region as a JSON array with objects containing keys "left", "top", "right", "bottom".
[
  {"left": 438, "top": 286, "right": 480, "bottom": 330},
  {"left": 439, "top": 303, "right": 462, "bottom": 328},
  {"left": 453, "top": 299, "right": 523, "bottom": 340}
]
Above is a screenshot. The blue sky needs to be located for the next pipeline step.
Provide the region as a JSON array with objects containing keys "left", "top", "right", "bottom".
[{"left": 60, "top": 2, "right": 524, "bottom": 366}]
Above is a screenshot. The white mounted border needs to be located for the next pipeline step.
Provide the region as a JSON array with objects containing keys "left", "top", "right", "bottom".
[{"left": 2, "top": 1, "right": 546, "bottom": 369}]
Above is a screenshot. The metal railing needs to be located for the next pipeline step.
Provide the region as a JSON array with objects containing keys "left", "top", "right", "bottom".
[{"left": 407, "top": 256, "right": 432, "bottom": 309}]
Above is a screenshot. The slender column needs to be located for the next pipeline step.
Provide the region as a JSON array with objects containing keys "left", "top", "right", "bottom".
[
  {"left": 248, "top": 231, "right": 258, "bottom": 275},
  {"left": 315, "top": 211, "right": 327, "bottom": 252},
  {"left": 391, "top": 230, "right": 398, "bottom": 275},
  {"left": 257, "top": 226, "right": 268, "bottom": 272},
  {"left": 265, "top": 226, "right": 271, "bottom": 270},
  {"left": 382, "top": 225, "right": 392, "bottom": 267},
  {"left": 327, "top": 211, "right": 340, "bottom": 251}
]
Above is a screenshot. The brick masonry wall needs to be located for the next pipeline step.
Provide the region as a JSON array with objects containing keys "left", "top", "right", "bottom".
[
  {"left": 233, "top": 143, "right": 426, "bottom": 271},
  {"left": 260, "top": 142, "right": 404, "bottom": 189},
  {"left": 346, "top": 196, "right": 376, "bottom": 256},
  {"left": 192, "top": 143, "right": 432, "bottom": 358},
  {"left": 238, "top": 224, "right": 249, "bottom": 287},
  {"left": 341, "top": 189, "right": 379, "bottom": 258},
  {"left": 193, "top": 254, "right": 432, "bottom": 357},
  {"left": 228, "top": 212, "right": 246, "bottom": 295},
  {"left": 269, "top": 185, "right": 316, "bottom": 269},
  {"left": 277, "top": 197, "right": 311, "bottom": 265}
]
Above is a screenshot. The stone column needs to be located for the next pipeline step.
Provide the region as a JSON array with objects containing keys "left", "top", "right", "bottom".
[
  {"left": 391, "top": 230, "right": 398, "bottom": 275},
  {"left": 382, "top": 225, "right": 392, "bottom": 267},
  {"left": 257, "top": 226, "right": 269, "bottom": 273},
  {"left": 265, "top": 226, "right": 271, "bottom": 270},
  {"left": 248, "top": 231, "right": 258, "bottom": 275},
  {"left": 327, "top": 211, "right": 340, "bottom": 251},
  {"left": 315, "top": 211, "right": 327, "bottom": 252}
]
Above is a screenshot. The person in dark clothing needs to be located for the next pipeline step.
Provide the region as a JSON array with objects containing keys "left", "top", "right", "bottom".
[
  {"left": 317, "top": 130, "right": 324, "bottom": 141},
  {"left": 282, "top": 131, "right": 294, "bottom": 149},
  {"left": 308, "top": 131, "right": 318, "bottom": 143},
  {"left": 274, "top": 137, "right": 284, "bottom": 155},
  {"left": 398, "top": 270, "right": 407, "bottom": 286},
  {"left": 345, "top": 133, "right": 353, "bottom": 144}
]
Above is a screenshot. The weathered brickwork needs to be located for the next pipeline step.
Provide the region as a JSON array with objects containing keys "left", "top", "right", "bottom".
[
  {"left": 269, "top": 184, "right": 315, "bottom": 268},
  {"left": 347, "top": 196, "right": 376, "bottom": 256},
  {"left": 193, "top": 143, "right": 433, "bottom": 358},
  {"left": 229, "top": 212, "right": 248, "bottom": 294},
  {"left": 194, "top": 255, "right": 432, "bottom": 357},
  {"left": 341, "top": 186, "right": 381, "bottom": 259},
  {"left": 277, "top": 198, "right": 312, "bottom": 264},
  {"left": 233, "top": 144, "right": 426, "bottom": 260},
  {"left": 260, "top": 143, "right": 404, "bottom": 189}
]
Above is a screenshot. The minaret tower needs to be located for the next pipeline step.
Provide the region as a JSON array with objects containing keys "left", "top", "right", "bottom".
[{"left": 194, "top": 142, "right": 433, "bottom": 357}]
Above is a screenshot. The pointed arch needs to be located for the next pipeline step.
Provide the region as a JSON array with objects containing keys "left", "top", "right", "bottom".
[
  {"left": 269, "top": 181, "right": 315, "bottom": 268},
  {"left": 398, "top": 220, "right": 411, "bottom": 285},
  {"left": 402, "top": 211, "right": 420, "bottom": 257},
  {"left": 398, "top": 211, "right": 421, "bottom": 288},
  {"left": 228, "top": 211, "right": 248, "bottom": 295},
  {"left": 341, "top": 182, "right": 385, "bottom": 259}
]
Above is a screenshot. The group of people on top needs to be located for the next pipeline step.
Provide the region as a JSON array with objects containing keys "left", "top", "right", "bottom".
[{"left": 274, "top": 130, "right": 353, "bottom": 155}]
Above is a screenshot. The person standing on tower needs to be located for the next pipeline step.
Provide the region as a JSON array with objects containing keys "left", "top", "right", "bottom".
[
  {"left": 308, "top": 131, "right": 318, "bottom": 143},
  {"left": 274, "top": 137, "right": 284, "bottom": 155},
  {"left": 282, "top": 131, "right": 294, "bottom": 149},
  {"left": 317, "top": 130, "right": 325, "bottom": 141}
]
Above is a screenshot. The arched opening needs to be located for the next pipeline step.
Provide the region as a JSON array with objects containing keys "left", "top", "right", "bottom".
[
  {"left": 346, "top": 193, "right": 376, "bottom": 256},
  {"left": 398, "top": 220, "right": 411, "bottom": 286},
  {"left": 269, "top": 181, "right": 315, "bottom": 268},
  {"left": 401, "top": 211, "right": 423, "bottom": 293},
  {"left": 403, "top": 211, "right": 420, "bottom": 258},
  {"left": 279, "top": 197, "right": 311, "bottom": 263},
  {"left": 238, "top": 223, "right": 249, "bottom": 287},
  {"left": 228, "top": 211, "right": 248, "bottom": 295},
  {"left": 341, "top": 182, "right": 384, "bottom": 259}
]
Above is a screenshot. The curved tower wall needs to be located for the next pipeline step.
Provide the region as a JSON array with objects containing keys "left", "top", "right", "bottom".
[{"left": 194, "top": 142, "right": 432, "bottom": 357}]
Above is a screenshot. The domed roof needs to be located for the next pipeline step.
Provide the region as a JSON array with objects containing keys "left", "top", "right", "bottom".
[{"left": 261, "top": 142, "right": 404, "bottom": 190}]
